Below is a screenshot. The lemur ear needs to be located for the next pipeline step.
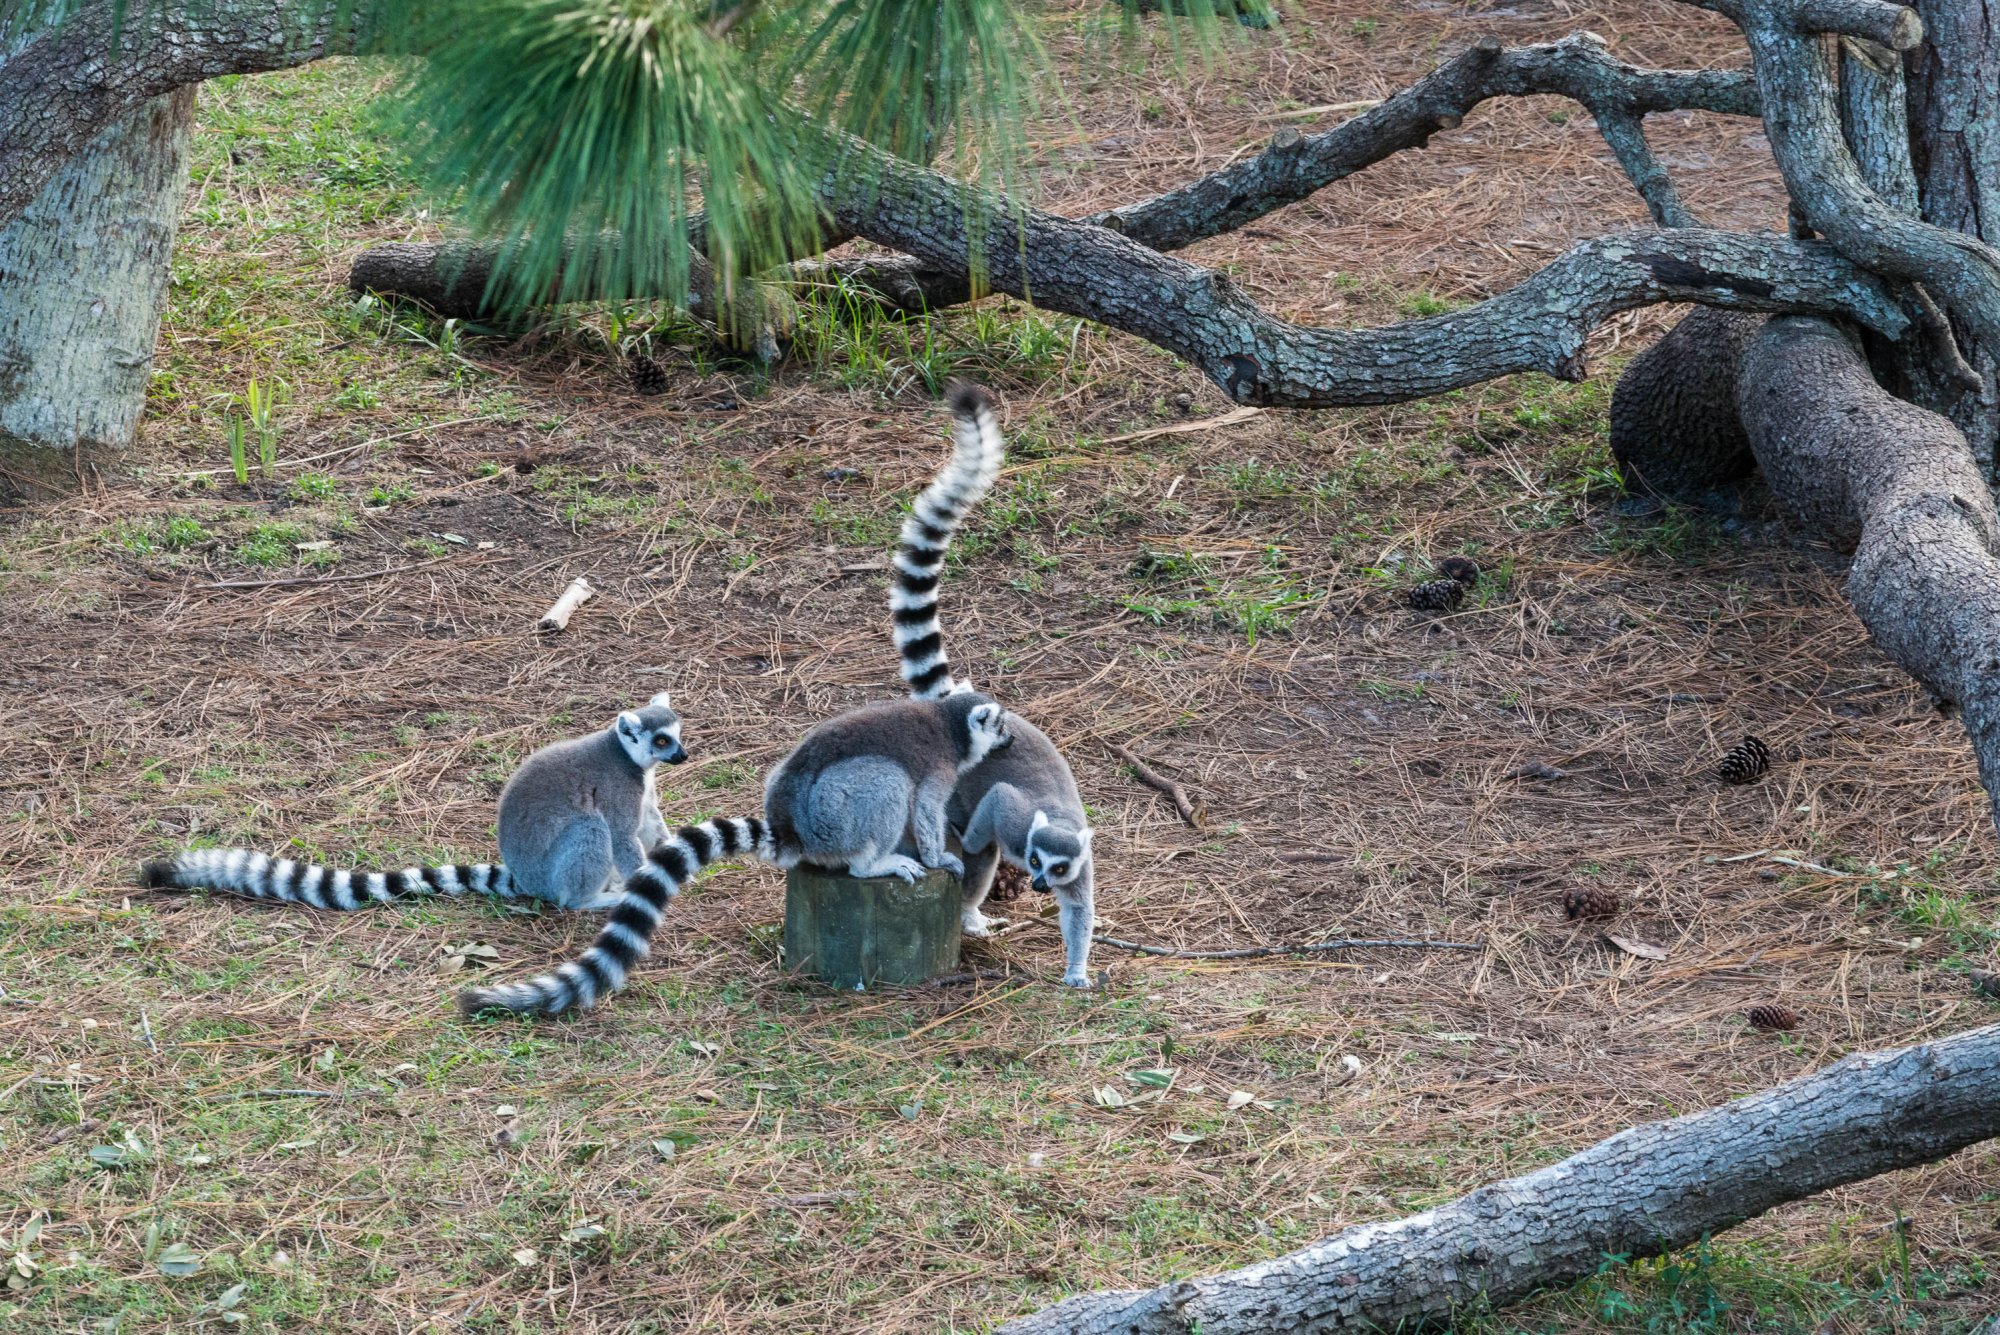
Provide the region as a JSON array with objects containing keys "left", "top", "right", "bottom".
[
  {"left": 648, "top": 690, "right": 673, "bottom": 709},
  {"left": 1030, "top": 810, "right": 1050, "bottom": 835},
  {"left": 1078, "top": 826, "right": 1095, "bottom": 845},
  {"left": 616, "top": 711, "right": 642, "bottom": 732}
]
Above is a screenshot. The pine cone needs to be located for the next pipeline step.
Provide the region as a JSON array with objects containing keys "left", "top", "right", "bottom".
[
  {"left": 628, "top": 351, "right": 669, "bottom": 396},
  {"left": 1717, "top": 735, "right": 1771, "bottom": 785},
  {"left": 1562, "top": 885, "right": 1621, "bottom": 921},
  {"left": 1406, "top": 579, "right": 1465, "bottom": 612},
  {"left": 1438, "top": 555, "right": 1481, "bottom": 586},
  {"left": 1746, "top": 1003, "right": 1799, "bottom": 1031},
  {"left": 987, "top": 860, "right": 1030, "bottom": 905}
]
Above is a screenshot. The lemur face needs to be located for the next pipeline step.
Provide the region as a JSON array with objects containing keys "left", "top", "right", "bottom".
[
  {"left": 1025, "top": 810, "right": 1092, "bottom": 893},
  {"left": 615, "top": 691, "right": 686, "bottom": 769}
]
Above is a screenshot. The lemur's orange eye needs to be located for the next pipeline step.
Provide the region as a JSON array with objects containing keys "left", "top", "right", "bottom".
[{"left": 653, "top": 735, "right": 668, "bottom": 748}]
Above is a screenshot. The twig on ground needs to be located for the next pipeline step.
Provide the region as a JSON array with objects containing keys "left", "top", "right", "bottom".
[
  {"left": 1093, "top": 935, "right": 1484, "bottom": 960},
  {"left": 200, "top": 553, "right": 465, "bottom": 591},
  {"left": 211, "top": 1088, "right": 385, "bottom": 1101},
  {"left": 537, "top": 575, "right": 594, "bottom": 632},
  {"left": 1113, "top": 743, "right": 1200, "bottom": 827},
  {"left": 922, "top": 968, "right": 1022, "bottom": 988}
]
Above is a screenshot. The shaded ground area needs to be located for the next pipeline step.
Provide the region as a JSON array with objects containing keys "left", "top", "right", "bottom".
[{"left": 2, "top": 1, "right": 1996, "bottom": 1331}]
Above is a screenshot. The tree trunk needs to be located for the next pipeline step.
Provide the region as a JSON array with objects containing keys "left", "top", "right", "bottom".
[
  {"left": 0, "top": 88, "right": 194, "bottom": 494},
  {"left": 1906, "top": 0, "right": 2000, "bottom": 466},
  {"left": 998, "top": 1021, "right": 2000, "bottom": 1334}
]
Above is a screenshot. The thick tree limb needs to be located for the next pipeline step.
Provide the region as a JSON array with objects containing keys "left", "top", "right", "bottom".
[
  {"left": 1609, "top": 307, "right": 1767, "bottom": 502},
  {"left": 349, "top": 35, "right": 1758, "bottom": 319},
  {"left": 1740, "top": 317, "right": 2000, "bottom": 828},
  {"left": 998, "top": 1020, "right": 2000, "bottom": 1333},
  {"left": 0, "top": 0, "right": 359, "bottom": 225},
  {"left": 815, "top": 132, "right": 1910, "bottom": 405}
]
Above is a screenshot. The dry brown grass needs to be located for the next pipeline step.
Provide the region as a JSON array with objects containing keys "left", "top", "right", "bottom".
[{"left": 2, "top": 1, "right": 1997, "bottom": 1331}]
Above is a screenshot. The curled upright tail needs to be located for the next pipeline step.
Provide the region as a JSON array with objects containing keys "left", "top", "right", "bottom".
[
  {"left": 459, "top": 817, "right": 773, "bottom": 1018},
  {"left": 138, "top": 848, "right": 510, "bottom": 909},
  {"left": 893, "top": 381, "right": 1005, "bottom": 700}
]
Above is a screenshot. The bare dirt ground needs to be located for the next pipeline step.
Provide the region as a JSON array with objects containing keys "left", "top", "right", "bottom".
[{"left": 2, "top": 1, "right": 1996, "bottom": 1331}]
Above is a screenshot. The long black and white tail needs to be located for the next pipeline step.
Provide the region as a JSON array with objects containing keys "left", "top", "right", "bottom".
[
  {"left": 893, "top": 381, "right": 1005, "bottom": 700},
  {"left": 138, "top": 849, "right": 512, "bottom": 910},
  {"left": 458, "top": 817, "right": 773, "bottom": 1018}
]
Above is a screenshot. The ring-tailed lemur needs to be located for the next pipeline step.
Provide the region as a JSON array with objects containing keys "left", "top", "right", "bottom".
[
  {"left": 765, "top": 691, "right": 1012, "bottom": 881},
  {"left": 140, "top": 693, "right": 688, "bottom": 912},
  {"left": 889, "top": 388, "right": 1099, "bottom": 988},
  {"left": 462, "top": 692, "right": 1011, "bottom": 1017},
  {"left": 893, "top": 380, "right": 1005, "bottom": 698},
  {"left": 458, "top": 815, "right": 773, "bottom": 1016}
]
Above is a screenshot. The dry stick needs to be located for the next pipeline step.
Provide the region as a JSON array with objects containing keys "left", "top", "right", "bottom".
[
  {"left": 537, "top": 576, "right": 594, "bottom": 632},
  {"left": 198, "top": 552, "right": 467, "bottom": 591},
  {"left": 1094, "top": 935, "right": 1484, "bottom": 960},
  {"left": 1112, "top": 743, "right": 1200, "bottom": 827}
]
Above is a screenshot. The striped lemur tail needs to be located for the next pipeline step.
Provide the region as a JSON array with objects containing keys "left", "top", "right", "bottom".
[
  {"left": 458, "top": 817, "right": 773, "bottom": 1018},
  {"left": 138, "top": 849, "right": 513, "bottom": 909},
  {"left": 893, "top": 381, "right": 1005, "bottom": 700}
]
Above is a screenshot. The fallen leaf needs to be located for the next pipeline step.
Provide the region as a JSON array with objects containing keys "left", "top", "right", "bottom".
[
  {"left": 1092, "top": 1086, "right": 1126, "bottom": 1108},
  {"left": 559, "top": 1222, "right": 605, "bottom": 1244},
  {"left": 693, "top": 1088, "right": 720, "bottom": 1104},
  {"left": 651, "top": 1139, "right": 678, "bottom": 1161},
  {"left": 1606, "top": 933, "right": 1669, "bottom": 962},
  {"left": 1225, "top": 1090, "right": 1256, "bottom": 1112},
  {"left": 1433, "top": 1032, "right": 1480, "bottom": 1043},
  {"left": 897, "top": 1100, "right": 923, "bottom": 1120},
  {"left": 511, "top": 1248, "right": 539, "bottom": 1267},
  {"left": 1166, "top": 1131, "right": 1206, "bottom": 1145},
  {"left": 686, "top": 1040, "right": 721, "bottom": 1058},
  {"left": 155, "top": 1242, "right": 203, "bottom": 1278},
  {"left": 493, "top": 1104, "right": 518, "bottom": 1118},
  {"left": 1125, "top": 1067, "right": 1176, "bottom": 1089}
]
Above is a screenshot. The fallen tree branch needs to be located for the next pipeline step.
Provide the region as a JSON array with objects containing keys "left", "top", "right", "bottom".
[
  {"left": 1092, "top": 935, "right": 1483, "bottom": 960},
  {"left": 999, "top": 1020, "right": 2000, "bottom": 1333},
  {"left": 815, "top": 128, "right": 1911, "bottom": 404},
  {"left": 351, "top": 35, "right": 1759, "bottom": 319},
  {"left": 536, "top": 575, "right": 594, "bottom": 632},
  {"left": 1111, "top": 743, "right": 1200, "bottom": 826}
]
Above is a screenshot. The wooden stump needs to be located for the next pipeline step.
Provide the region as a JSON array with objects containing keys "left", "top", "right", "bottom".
[{"left": 782, "top": 866, "right": 962, "bottom": 990}]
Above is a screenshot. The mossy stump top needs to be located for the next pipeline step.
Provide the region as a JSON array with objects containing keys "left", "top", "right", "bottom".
[{"left": 782, "top": 865, "right": 962, "bottom": 990}]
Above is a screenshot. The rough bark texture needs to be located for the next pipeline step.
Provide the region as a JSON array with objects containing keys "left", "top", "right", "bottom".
[
  {"left": 813, "top": 132, "right": 1909, "bottom": 406},
  {"left": 0, "top": 87, "right": 195, "bottom": 491},
  {"left": 998, "top": 1021, "right": 2000, "bottom": 1334},
  {"left": 1740, "top": 317, "right": 2000, "bottom": 824},
  {"left": 0, "top": 0, "right": 353, "bottom": 227},
  {"left": 1609, "top": 306, "right": 1767, "bottom": 503}
]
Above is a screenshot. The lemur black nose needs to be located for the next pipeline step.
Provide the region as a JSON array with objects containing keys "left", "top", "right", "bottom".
[
  {"left": 1030, "top": 874, "right": 1050, "bottom": 892},
  {"left": 664, "top": 744, "right": 687, "bottom": 764}
]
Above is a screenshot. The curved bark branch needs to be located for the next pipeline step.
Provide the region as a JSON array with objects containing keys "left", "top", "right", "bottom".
[
  {"left": 0, "top": 0, "right": 357, "bottom": 224},
  {"left": 998, "top": 1020, "right": 2000, "bottom": 1334},
  {"left": 1089, "top": 33, "right": 1757, "bottom": 251},
  {"left": 814, "top": 130, "right": 1909, "bottom": 405},
  {"left": 350, "top": 35, "right": 1757, "bottom": 320}
]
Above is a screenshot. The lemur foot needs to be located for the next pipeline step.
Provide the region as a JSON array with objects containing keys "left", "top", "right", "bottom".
[
  {"left": 961, "top": 909, "right": 1008, "bottom": 938},
  {"left": 932, "top": 853, "right": 966, "bottom": 877},
  {"left": 1061, "top": 969, "right": 1093, "bottom": 989},
  {"left": 852, "top": 854, "right": 925, "bottom": 883}
]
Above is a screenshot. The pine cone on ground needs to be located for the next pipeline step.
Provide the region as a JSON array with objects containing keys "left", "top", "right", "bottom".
[
  {"left": 1747, "top": 1003, "right": 1799, "bottom": 1031},
  {"left": 1406, "top": 579, "right": 1466, "bottom": 612},
  {"left": 987, "top": 860, "right": 1030, "bottom": 905},
  {"left": 628, "top": 350, "right": 669, "bottom": 396},
  {"left": 1438, "top": 555, "right": 1481, "bottom": 586},
  {"left": 1562, "top": 885, "right": 1621, "bottom": 921},
  {"left": 1717, "top": 735, "right": 1771, "bottom": 785}
]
